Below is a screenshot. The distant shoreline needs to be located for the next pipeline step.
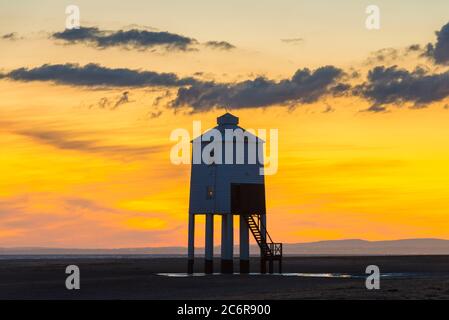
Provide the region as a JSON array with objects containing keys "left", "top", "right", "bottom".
[
  {"left": 1, "top": 254, "right": 449, "bottom": 261},
  {"left": 2, "top": 238, "right": 449, "bottom": 256}
]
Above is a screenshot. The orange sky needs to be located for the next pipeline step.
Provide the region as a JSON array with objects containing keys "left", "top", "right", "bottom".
[{"left": 1, "top": 1, "right": 449, "bottom": 248}]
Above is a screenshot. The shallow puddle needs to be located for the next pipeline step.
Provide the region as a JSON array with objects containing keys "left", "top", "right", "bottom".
[{"left": 156, "top": 272, "right": 430, "bottom": 278}]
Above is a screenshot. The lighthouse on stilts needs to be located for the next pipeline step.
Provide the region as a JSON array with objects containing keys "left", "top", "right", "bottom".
[{"left": 187, "top": 113, "right": 282, "bottom": 274}]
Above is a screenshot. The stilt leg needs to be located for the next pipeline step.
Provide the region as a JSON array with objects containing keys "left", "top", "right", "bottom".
[
  {"left": 222, "top": 214, "right": 234, "bottom": 274},
  {"left": 261, "top": 257, "right": 268, "bottom": 274},
  {"left": 221, "top": 214, "right": 228, "bottom": 273},
  {"left": 187, "top": 214, "right": 195, "bottom": 274},
  {"left": 205, "top": 214, "right": 214, "bottom": 274},
  {"left": 260, "top": 214, "right": 267, "bottom": 274},
  {"left": 269, "top": 259, "right": 274, "bottom": 274},
  {"left": 239, "top": 215, "right": 250, "bottom": 273}
]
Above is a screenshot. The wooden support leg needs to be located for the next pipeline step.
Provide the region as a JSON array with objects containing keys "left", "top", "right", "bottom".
[
  {"left": 260, "top": 258, "right": 267, "bottom": 274},
  {"left": 220, "top": 214, "right": 227, "bottom": 273},
  {"left": 205, "top": 214, "right": 214, "bottom": 274},
  {"left": 221, "top": 214, "right": 234, "bottom": 274},
  {"left": 239, "top": 215, "right": 250, "bottom": 274},
  {"left": 187, "top": 214, "right": 195, "bottom": 274}
]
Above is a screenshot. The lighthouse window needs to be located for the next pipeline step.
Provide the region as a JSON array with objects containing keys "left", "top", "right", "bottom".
[{"left": 206, "top": 186, "right": 214, "bottom": 199}]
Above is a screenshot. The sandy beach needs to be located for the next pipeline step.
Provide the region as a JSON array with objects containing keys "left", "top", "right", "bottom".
[{"left": 0, "top": 255, "right": 448, "bottom": 300}]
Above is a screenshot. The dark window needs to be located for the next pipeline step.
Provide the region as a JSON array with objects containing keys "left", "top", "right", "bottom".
[{"left": 206, "top": 186, "right": 214, "bottom": 199}]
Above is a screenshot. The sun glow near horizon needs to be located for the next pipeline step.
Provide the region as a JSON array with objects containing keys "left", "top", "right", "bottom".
[{"left": 1, "top": 1, "right": 449, "bottom": 248}]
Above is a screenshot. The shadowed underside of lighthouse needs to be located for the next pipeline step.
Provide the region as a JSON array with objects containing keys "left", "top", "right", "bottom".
[{"left": 187, "top": 112, "right": 282, "bottom": 274}]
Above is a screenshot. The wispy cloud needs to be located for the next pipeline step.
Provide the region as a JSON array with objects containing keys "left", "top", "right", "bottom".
[
  {"left": 112, "top": 91, "right": 131, "bottom": 109},
  {"left": 204, "top": 41, "right": 235, "bottom": 50},
  {"left": 15, "top": 128, "right": 164, "bottom": 157},
  {"left": 3, "top": 63, "right": 199, "bottom": 88},
  {"left": 322, "top": 104, "right": 335, "bottom": 113},
  {"left": 407, "top": 44, "right": 421, "bottom": 52},
  {"left": 90, "top": 91, "right": 132, "bottom": 110},
  {"left": 1, "top": 32, "right": 21, "bottom": 41},
  {"left": 365, "top": 48, "right": 400, "bottom": 65},
  {"left": 281, "top": 38, "right": 304, "bottom": 45}
]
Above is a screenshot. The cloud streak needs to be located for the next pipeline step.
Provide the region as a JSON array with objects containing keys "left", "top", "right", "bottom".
[
  {"left": 281, "top": 38, "right": 304, "bottom": 45},
  {"left": 4, "top": 63, "right": 199, "bottom": 88},
  {"left": 89, "top": 91, "right": 133, "bottom": 110},
  {"left": 204, "top": 41, "right": 235, "bottom": 50},
  {"left": 52, "top": 27, "right": 236, "bottom": 52},
  {"left": 52, "top": 27, "right": 196, "bottom": 51},
  {"left": 171, "top": 66, "right": 349, "bottom": 111},
  {"left": 16, "top": 128, "right": 163, "bottom": 157},
  {"left": 1, "top": 32, "right": 21, "bottom": 41},
  {"left": 2, "top": 64, "right": 349, "bottom": 112}
]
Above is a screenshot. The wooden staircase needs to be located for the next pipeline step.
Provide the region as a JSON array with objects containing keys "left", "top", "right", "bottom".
[{"left": 243, "top": 214, "right": 282, "bottom": 273}]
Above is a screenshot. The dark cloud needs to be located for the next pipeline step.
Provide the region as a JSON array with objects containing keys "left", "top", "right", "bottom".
[
  {"left": 89, "top": 91, "right": 132, "bottom": 110},
  {"left": 170, "top": 66, "right": 348, "bottom": 111},
  {"left": 16, "top": 129, "right": 163, "bottom": 157},
  {"left": 52, "top": 27, "right": 236, "bottom": 52},
  {"left": 424, "top": 22, "right": 449, "bottom": 65},
  {"left": 330, "top": 83, "right": 351, "bottom": 95},
  {"left": 407, "top": 44, "right": 421, "bottom": 52},
  {"left": 113, "top": 91, "right": 130, "bottom": 109},
  {"left": 355, "top": 65, "right": 449, "bottom": 111},
  {"left": 3, "top": 64, "right": 348, "bottom": 111},
  {"left": 52, "top": 27, "right": 196, "bottom": 51},
  {"left": 4, "top": 63, "right": 199, "bottom": 88},
  {"left": 2, "top": 32, "right": 21, "bottom": 41},
  {"left": 204, "top": 41, "right": 235, "bottom": 50}
]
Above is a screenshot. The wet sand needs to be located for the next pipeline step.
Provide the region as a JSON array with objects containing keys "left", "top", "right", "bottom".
[{"left": 1, "top": 255, "right": 449, "bottom": 299}]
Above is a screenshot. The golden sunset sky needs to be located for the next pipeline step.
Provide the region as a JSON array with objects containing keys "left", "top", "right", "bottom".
[{"left": 1, "top": 0, "right": 449, "bottom": 248}]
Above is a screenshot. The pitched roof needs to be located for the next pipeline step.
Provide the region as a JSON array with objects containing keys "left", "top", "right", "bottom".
[{"left": 217, "top": 112, "right": 239, "bottom": 125}]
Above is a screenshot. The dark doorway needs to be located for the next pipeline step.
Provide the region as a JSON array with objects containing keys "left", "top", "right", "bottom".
[{"left": 231, "top": 183, "right": 266, "bottom": 214}]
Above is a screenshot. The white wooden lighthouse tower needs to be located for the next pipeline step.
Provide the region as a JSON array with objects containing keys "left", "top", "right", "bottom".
[{"left": 187, "top": 113, "right": 282, "bottom": 274}]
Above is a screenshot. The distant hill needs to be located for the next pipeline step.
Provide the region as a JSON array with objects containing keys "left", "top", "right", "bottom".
[
  {"left": 0, "top": 246, "right": 187, "bottom": 255},
  {"left": 282, "top": 238, "right": 449, "bottom": 255},
  {"left": 1, "top": 239, "right": 449, "bottom": 256}
]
